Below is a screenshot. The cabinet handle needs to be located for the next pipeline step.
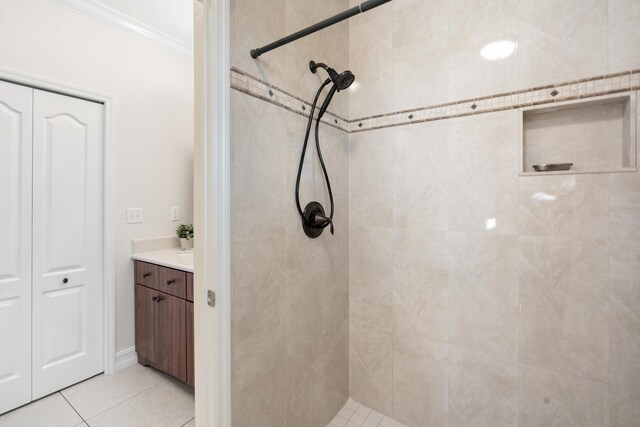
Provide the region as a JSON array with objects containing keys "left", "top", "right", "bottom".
[
  {"left": 166, "top": 279, "right": 176, "bottom": 286},
  {"left": 156, "top": 296, "right": 164, "bottom": 303},
  {"left": 143, "top": 272, "right": 152, "bottom": 278},
  {"left": 152, "top": 296, "right": 158, "bottom": 302}
]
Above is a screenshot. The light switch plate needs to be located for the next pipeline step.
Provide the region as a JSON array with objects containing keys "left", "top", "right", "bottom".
[
  {"left": 170, "top": 207, "right": 180, "bottom": 221},
  {"left": 126, "top": 208, "right": 143, "bottom": 224}
]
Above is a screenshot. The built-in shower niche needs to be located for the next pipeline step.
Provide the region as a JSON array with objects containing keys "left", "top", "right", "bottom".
[{"left": 520, "top": 92, "right": 637, "bottom": 175}]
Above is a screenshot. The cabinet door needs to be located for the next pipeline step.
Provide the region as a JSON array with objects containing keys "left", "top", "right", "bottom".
[
  {"left": 157, "top": 292, "right": 187, "bottom": 382},
  {"left": 135, "top": 285, "right": 158, "bottom": 365},
  {"left": 186, "top": 302, "right": 194, "bottom": 387},
  {"left": 31, "top": 89, "right": 104, "bottom": 399},
  {"left": 0, "top": 80, "right": 33, "bottom": 414}
]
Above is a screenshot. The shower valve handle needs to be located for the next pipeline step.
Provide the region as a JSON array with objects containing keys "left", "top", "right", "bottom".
[{"left": 313, "top": 213, "right": 334, "bottom": 235}]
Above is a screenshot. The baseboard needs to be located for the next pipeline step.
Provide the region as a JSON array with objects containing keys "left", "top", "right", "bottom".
[{"left": 115, "top": 347, "right": 138, "bottom": 371}]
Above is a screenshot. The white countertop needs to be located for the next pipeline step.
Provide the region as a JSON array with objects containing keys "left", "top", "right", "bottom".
[{"left": 132, "top": 248, "right": 194, "bottom": 273}]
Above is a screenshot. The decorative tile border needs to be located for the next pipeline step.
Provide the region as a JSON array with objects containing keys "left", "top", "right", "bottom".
[
  {"left": 231, "top": 67, "right": 350, "bottom": 132},
  {"left": 231, "top": 67, "right": 640, "bottom": 134},
  {"left": 348, "top": 69, "right": 640, "bottom": 132}
]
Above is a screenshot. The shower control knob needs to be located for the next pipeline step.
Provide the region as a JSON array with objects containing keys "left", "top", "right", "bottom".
[{"left": 302, "top": 201, "right": 333, "bottom": 238}]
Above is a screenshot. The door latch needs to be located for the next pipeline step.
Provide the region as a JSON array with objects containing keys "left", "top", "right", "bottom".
[{"left": 207, "top": 289, "right": 216, "bottom": 307}]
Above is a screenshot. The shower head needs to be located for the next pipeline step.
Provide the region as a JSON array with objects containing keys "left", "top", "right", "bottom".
[
  {"left": 310, "top": 60, "right": 355, "bottom": 91},
  {"left": 334, "top": 70, "right": 355, "bottom": 91}
]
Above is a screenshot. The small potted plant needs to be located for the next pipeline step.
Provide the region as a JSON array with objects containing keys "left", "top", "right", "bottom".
[{"left": 176, "top": 223, "right": 194, "bottom": 251}]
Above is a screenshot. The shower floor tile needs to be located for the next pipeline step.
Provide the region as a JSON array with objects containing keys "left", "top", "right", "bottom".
[{"left": 328, "top": 399, "right": 407, "bottom": 427}]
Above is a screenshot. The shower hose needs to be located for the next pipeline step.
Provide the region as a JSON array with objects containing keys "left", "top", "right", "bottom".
[{"left": 294, "top": 78, "right": 335, "bottom": 235}]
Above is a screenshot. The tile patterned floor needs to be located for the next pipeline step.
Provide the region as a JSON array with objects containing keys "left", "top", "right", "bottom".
[
  {"left": 328, "top": 399, "right": 408, "bottom": 427},
  {"left": 0, "top": 364, "right": 194, "bottom": 427}
]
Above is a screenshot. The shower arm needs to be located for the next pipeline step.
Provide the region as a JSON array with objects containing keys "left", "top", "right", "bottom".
[{"left": 250, "top": 0, "right": 393, "bottom": 59}]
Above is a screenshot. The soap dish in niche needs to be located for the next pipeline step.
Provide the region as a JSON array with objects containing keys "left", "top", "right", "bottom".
[{"left": 532, "top": 163, "right": 573, "bottom": 172}]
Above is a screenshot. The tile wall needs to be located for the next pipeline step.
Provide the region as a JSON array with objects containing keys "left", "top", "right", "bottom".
[
  {"left": 348, "top": 1, "right": 640, "bottom": 426},
  {"left": 230, "top": 0, "right": 640, "bottom": 426},
  {"left": 230, "top": 1, "right": 351, "bottom": 426}
]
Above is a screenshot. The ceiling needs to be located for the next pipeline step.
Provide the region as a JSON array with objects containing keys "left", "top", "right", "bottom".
[{"left": 96, "top": 0, "right": 193, "bottom": 45}]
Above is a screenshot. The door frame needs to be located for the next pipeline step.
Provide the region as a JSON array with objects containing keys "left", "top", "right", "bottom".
[
  {"left": 193, "top": 0, "right": 232, "bottom": 426},
  {"left": 0, "top": 68, "right": 116, "bottom": 375}
]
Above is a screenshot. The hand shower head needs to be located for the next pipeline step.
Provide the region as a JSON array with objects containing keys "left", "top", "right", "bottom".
[
  {"left": 310, "top": 60, "right": 356, "bottom": 91},
  {"left": 334, "top": 70, "right": 355, "bottom": 91}
]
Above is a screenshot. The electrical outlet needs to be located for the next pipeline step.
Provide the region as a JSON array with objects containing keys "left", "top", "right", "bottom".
[
  {"left": 126, "top": 208, "right": 143, "bottom": 224},
  {"left": 170, "top": 207, "right": 180, "bottom": 221}
]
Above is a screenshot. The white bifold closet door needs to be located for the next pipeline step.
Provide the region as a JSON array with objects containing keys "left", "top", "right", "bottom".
[
  {"left": 0, "top": 79, "right": 104, "bottom": 413},
  {"left": 0, "top": 80, "right": 33, "bottom": 414},
  {"left": 31, "top": 89, "right": 104, "bottom": 399}
]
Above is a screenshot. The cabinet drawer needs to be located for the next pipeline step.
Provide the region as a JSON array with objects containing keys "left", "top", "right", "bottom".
[
  {"left": 157, "top": 266, "right": 186, "bottom": 299},
  {"left": 135, "top": 261, "right": 159, "bottom": 288},
  {"left": 186, "top": 273, "right": 193, "bottom": 302}
]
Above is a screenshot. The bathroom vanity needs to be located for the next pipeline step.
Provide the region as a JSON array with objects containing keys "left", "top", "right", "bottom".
[{"left": 132, "top": 248, "right": 194, "bottom": 388}]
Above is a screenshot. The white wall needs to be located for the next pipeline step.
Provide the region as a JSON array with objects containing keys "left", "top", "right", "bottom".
[{"left": 0, "top": 0, "right": 194, "bottom": 353}]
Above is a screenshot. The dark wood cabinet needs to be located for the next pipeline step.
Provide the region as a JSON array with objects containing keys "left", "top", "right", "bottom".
[{"left": 134, "top": 260, "right": 194, "bottom": 387}]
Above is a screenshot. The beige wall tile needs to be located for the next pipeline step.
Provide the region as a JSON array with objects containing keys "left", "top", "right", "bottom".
[
  {"left": 393, "top": 121, "right": 451, "bottom": 231},
  {"left": 285, "top": 230, "right": 324, "bottom": 348},
  {"left": 518, "top": 236, "right": 609, "bottom": 315},
  {"left": 448, "top": 345, "right": 518, "bottom": 427},
  {"left": 349, "top": 325, "right": 393, "bottom": 416},
  {"left": 321, "top": 326, "right": 350, "bottom": 425},
  {"left": 350, "top": 225, "right": 394, "bottom": 331},
  {"left": 285, "top": 354, "right": 324, "bottom": 427},
  {"left": 393, "top": 229, "right": 449, "bottom": 342},
  {"left": 447, "top": 112, "right": 519, "bottom": 234},
  {"left": 232, "top": 92, "right": 288, "bottom": 240},
  {"left": 520, "top": 278, "right": 609, "bottom": 383},
  {"left": 519, "top": 363, "right": 609, "bottom": 427},
  {"left": 610, "top": 172, "right": 640, "bottom": 241},
  {"left": 231, "top": 364, "right": 287, "bottom": 427},
  {"left": 392, "top": 0, "right": 449, "bottom": 111},
  {"left": 232, "top": 236, "right": 286, "bottom": 393},
  {"left": 609, "top": 240, "right": 640, "bottom": 387},
  {"left": 392, "top": 332, "right": 448, "bottom": 427},
  {"left": 449, "top": 0, "right": 518, "bottom": 101},
  {"left": 519, "top": 0, "right": 608, "bottom": 88},
  {"left": 610, "top": 378, "right": 640, "bottom": 427},
  {"left": 518, "top": 174, "right": 610, "bottom": 239},
  {"left": 448, "top": 233, "right": 519, "bottom": 362},
  {"left": 609, "top": 0, "right": 640, "bottom": 73},
  {"left": 349, "top": 0, "right": 393, "bottom": 119},
  {"left": 350, "top": 128, "right": 395, "bottom": 228}
]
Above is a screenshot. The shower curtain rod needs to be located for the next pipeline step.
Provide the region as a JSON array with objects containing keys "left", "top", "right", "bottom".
[{"left": 250, "top": 0, "right": 393, "bottom": 59}]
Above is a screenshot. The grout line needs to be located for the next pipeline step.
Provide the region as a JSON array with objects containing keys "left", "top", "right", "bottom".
[
  {"left": 180, "top": 417, "right": 195, "bottom": 427},
  {"left": 59, "top": 391, "right": 86, "bottom": 423},
  {"left": 81, "top": 379, "right": 166, "bottom": 422}
]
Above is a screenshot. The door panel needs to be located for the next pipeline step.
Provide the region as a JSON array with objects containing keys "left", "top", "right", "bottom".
[
  {"left": 135, "top": 285, "right": 158, "bottom": 365},
  {"left": 158, "top": 292, "right": 186, "bottom": 383},
  {"left": 32, "top": 89, "right": 104, "bottom": 399},
  {"left": 41, "top": 286, "right": 86, "bottom": 368},
  {"left": 0, "top": 80, "right": 32, "bottom": 414}
]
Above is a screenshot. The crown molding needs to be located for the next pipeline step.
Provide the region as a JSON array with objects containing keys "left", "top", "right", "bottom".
[{"left": 49, "top": 0, "right": 193, "bottom": 57}]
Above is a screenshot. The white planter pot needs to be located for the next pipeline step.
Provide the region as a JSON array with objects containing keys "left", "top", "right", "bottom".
[{"left": 180, "top": 238, "right": 193, "bottom": 250}]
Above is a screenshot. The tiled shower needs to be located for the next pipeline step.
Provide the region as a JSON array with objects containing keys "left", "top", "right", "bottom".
[{"left": 229, "top": 0, "right": 640, "bottom": 426}]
